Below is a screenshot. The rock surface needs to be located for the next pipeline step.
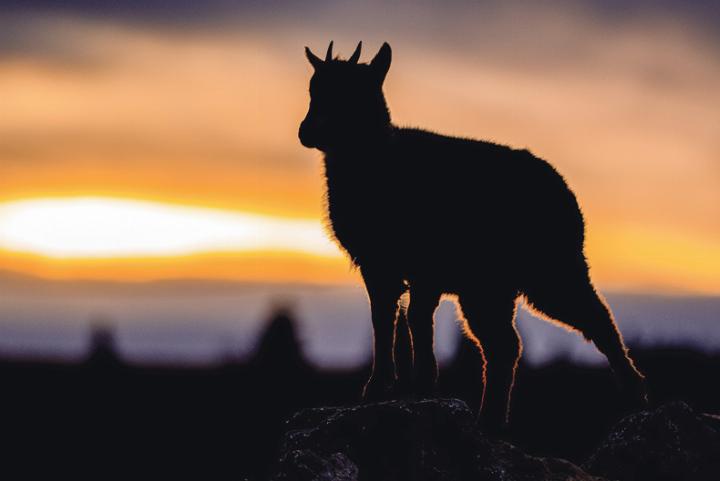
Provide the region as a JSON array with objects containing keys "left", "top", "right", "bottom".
[
  {"left": 585, "top": 401, "right": 720, "bottom": 481},
  {"left": 271, "top": 399, "right": 720, "bottom": 481},
  {"left": 271, "top": 398, "right": 604, "bottom": 481}
]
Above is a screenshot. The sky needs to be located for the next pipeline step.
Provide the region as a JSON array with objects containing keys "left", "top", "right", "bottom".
[{"left": 1, "top": 0, "right": 719, "bottom": 294}]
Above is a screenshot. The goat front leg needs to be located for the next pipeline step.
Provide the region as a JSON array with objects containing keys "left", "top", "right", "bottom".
[
  {"left": 361, "top": 265, "right": 405, "bottom": 401},
  {"left": 406, "top": 284, "right": 442, "bottom": 397}
]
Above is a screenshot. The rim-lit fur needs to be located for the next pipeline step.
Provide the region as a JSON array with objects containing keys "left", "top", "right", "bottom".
[{"left": 300, "top": 42, "right": 646, "bottom": 428}]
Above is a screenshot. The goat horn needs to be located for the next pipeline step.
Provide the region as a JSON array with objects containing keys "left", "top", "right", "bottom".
[
  {"left": 348, "top": 41, "right": 362, "bottom": 63},
  {"left": 325, "top": 41, "right": 334, "bottom": 61}
]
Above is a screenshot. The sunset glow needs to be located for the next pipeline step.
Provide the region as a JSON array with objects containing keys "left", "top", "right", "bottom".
[
  {"left": 0, "top": 3, "right": 718, "bottom": 293},
  {"left": 0, "top": 198, "right": 340, "bottom": 259}
]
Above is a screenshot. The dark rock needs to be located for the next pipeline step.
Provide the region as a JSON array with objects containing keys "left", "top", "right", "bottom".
[
  {"left": 275, "top": 451, "right": 358, "bottom": 481},
  {"left": 584, "top": 401, "right": 720, "bottom": 481},
  {"left": 272, "top": 398, "right": 604, "bottom": 481}
]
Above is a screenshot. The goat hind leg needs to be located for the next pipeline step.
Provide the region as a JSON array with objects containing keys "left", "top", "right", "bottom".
[
  {"left": 460, "top": 293, "right": 521, "bottom": 431},
  {"left": 525, "top": 273, "right": 647, "bottom": 407},
  {"left": 406, "top": 285, "right": 442, "bottom": 397}
]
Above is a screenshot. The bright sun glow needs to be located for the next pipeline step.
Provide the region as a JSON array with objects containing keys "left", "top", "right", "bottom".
[{"left": 0, "top": 198, "right": 341, "bottom": 259}]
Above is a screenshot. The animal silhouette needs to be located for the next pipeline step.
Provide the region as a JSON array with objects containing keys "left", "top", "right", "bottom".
[{"left": 299, "top": 41, "right": 647, "bottom": 428}]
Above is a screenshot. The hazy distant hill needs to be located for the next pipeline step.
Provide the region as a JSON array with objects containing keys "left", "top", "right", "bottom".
[{"left": 0, "top": 269, "right": 718, "bottom": 368}]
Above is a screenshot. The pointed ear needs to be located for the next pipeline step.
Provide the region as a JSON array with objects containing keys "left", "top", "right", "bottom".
[
  {"left": 370, "top": 42, "right": 392, "bottom": 83},
  {"left": 305, "top": 46, "right": 323, "bottom": 70},
  {"left": 325, "top": 40, "right": 334, "bottom": 61},
  {"left": 348, "top": 41, "right": 362, "bottom": 64}
]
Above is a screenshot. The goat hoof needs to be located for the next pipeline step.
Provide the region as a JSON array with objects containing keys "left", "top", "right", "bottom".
[
  {"left": 411, "top": 376, "right": 437, "bottom": 399},
  {"left": 477, "top": 415, "right": 510, "bottom": 438},
  {"left": 361, "top": 376, "right": 397, "bottom": 402},
  {"left": 620, "top": 376, "right": 650, "bottom": 412},
  {"left": 477, "top": 410, "right": 511, "bottom": 438}
]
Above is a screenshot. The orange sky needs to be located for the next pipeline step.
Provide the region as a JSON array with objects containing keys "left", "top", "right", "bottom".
[{"left": 0, "top": 4, "right": 718, "bottom": 294}]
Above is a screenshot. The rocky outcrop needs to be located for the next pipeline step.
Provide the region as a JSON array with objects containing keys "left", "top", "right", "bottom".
[
  {"left": 271, "top": 399, "right": 720, "bottom": 481},
  {"left": 585, "top": 401, "right": 720, "bottom": 481},
  {"left": 271, "top": 398, "right": 604, "bottom": 481}
]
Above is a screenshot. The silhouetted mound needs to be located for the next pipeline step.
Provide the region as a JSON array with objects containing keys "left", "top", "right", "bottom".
[
  {"left": 271, "top": 398, "right": 602, "bottom": 481},
  {"left": 585, "top": 401, "right": 720, "bottom": 481}
]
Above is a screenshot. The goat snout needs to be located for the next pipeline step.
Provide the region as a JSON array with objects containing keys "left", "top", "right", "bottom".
[{"left": 299, "top": 118, "right": 318, "bottom": 148}]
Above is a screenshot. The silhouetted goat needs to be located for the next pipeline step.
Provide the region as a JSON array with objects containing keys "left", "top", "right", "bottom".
[{"left": 299, "top": 41, "right": 647, "bottom": 429}]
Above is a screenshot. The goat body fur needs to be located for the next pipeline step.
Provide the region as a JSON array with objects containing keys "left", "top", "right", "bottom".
[{"left": 324, "top": 127, "right": 585, "bottom": 295}]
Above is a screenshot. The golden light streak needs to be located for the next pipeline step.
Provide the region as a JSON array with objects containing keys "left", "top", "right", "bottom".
[
  {"left": 0, "top": 197, "right": 341, "bottom": 259},
  {"left": 586, "top": 224, "right": 720, "bottom": 296},
  {"left": 0, "top": 248, "right": 358, "bottom": 284}
]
